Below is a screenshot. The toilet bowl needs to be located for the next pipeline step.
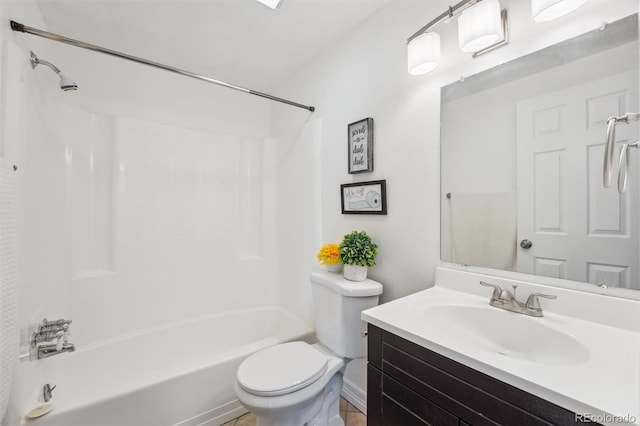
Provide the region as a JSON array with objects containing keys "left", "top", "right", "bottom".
[
  {"left": 235, "top": 343, "right": 345, "bottom": 426},
  {"left": 234, "top": 271, "right": 383, "bottom": 426}
]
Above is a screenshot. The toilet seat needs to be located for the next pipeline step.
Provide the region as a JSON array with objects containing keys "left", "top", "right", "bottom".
[{"left": 237, "top": 342, "right": 328, "bottom": 396}]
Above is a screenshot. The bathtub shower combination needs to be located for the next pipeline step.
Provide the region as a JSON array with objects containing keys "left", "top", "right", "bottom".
[
  {"left": 15, "top": 307, "right": 311, "bottom": 426},
  {"left": 1, "top": 11, "right": 320, "bottom": 426}
]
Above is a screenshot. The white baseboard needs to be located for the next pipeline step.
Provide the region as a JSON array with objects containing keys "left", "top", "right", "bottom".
[
  {"left": 341, "top": 377, "right": 367, "bottom": 415},
  {"left": 174, "top": 399, "right": 248, "bottom": 426},
  {"left": 176, "top": 380, "right": 365, "bottom": 426}
]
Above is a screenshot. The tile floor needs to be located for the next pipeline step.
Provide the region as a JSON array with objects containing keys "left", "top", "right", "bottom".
[{"left": 221, "top": 397, "right": 366, "bottom": 426}]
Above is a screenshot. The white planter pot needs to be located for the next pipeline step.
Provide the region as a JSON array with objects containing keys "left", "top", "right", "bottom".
[
  {"left": 326, "top": 263, "right": 343, "bottom": 273},
  {"left": 343, "top": 264, "right": 368, "bottom": 282}
]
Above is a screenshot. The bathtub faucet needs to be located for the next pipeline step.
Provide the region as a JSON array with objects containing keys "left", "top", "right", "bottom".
[
  {"left": 31, "top": 318, "right": 75, "bottom": 359},
  {"left": 37, "top": 339, "right": 75, "bottom": 359}
]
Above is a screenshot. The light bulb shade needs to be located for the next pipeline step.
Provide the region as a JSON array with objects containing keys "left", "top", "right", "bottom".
[
  {"left": 458, "top": 0, "right": 502, "bottom": 53},
  {"left": 407, "top": 32, "right": 441, "bottom": 75},
  {"left": 532, "top": 0, "right": 588, "bottom": 22}
]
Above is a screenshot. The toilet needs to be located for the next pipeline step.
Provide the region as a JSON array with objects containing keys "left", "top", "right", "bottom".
[{"left": 234, "top": 270, "right": 383, "bottom": 426}]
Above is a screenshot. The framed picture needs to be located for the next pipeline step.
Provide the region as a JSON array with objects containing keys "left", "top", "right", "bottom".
[
  {"left": 341, "top": 180, "right": 387, "bottom": 215},
  {"left": 348, "top": 118, "right": 373, "bottom": 174}
]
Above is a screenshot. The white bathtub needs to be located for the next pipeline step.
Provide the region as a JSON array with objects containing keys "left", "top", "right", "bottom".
[{"left": 16, "top": 307, "right": 313, "bottom": 426}]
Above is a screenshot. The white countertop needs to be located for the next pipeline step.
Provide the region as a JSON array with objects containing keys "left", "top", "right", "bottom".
[{"left": 362, "top": 267, "right": 640, "bottom": 426}]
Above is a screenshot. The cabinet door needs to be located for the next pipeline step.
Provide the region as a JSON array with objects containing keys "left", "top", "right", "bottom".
[{"left": 367, "top": 365, "right": 382, "bottom": 426}]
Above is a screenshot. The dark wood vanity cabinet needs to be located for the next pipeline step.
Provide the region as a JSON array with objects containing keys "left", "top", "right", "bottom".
[{"left": 367, "top": 324, "right": 601, "bottom": 426}]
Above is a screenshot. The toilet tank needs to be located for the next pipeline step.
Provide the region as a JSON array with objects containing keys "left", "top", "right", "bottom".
[{"left": 310, "top": 271, "right": 383, "bottom": 359}]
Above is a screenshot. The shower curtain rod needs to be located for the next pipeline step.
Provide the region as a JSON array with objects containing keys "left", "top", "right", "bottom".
[{"left": 10, "top": 20, "right": 315, "bottom": 112}]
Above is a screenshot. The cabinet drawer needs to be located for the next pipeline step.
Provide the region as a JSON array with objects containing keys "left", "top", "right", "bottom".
[
  {"left": 382, "top": 373, "right": 458, "bottom": 426},
  {"left": 382, "top": 340, "right": 557, "bottom": 425}
]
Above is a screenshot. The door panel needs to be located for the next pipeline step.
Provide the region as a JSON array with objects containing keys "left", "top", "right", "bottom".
[{"left": 517, "top": 70, "right": 639, "bottom": 289}]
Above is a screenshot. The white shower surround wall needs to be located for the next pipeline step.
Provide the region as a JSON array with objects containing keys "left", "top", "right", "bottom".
[
  {"left": 7, "top": 94, "right": 286, "bottom": 422},
  {"left": 0, "top": 0, "right": 296, "bottom": 422},
  {"left": 63, "top": 110, "right": 280, "bottom": 347},
  {"left": 14, "top": 307, "right": 312, "bottom": 426}
]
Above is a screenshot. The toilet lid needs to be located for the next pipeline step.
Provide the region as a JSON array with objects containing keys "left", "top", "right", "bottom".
[{"left": 237, "top": 342, "right": 328, "bottom": 396}]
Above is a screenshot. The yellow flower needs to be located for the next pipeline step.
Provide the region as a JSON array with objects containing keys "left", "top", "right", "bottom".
[{"left": 316, "top": 243, "right": 341, "bottom": 265}]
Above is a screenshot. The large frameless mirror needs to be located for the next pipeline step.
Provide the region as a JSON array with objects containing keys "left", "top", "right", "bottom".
[{"left": 441, "top": 14, "right": 640, "bottom": 291}]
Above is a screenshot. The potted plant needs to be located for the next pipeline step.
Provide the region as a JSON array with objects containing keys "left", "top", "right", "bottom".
[
  {"left": 339, "top": 230, "right": 378, "bottom": 281},
  {"left": 316, "top": 243, "right": 342, "bottom": 272}
]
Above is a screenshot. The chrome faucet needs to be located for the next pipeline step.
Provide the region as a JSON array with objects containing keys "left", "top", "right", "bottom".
[
  {"left": 31, "top": 318, "right": 75, "bottom": 359},
  {"left": 480, "top": 281, "right": 556, "bottom": 317}
]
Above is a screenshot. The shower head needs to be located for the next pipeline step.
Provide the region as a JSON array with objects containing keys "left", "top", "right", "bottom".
[
  {"left": 30, "top": 51, "right": 77, "bottom": 91},
  {"left": 57, "top": 72, "right": 77, "bottom": 91}
]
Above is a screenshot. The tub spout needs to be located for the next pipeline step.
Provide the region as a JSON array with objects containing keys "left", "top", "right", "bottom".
[{"left": 37, "top": 342, "right": 75, "bottom": 359}]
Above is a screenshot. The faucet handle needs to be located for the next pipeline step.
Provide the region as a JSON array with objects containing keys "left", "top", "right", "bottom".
[
  {"left": 37, "top": 318, "right": 72, "bottom": 334},
  {"left": 480, "top": 281, "right": 502, "bottom": 301},
  {"left": 42, "top": 318, "right": 72, "bottom": 327},
  {"left": 62, "top": 324, "right": 70, "bottom": 343},
  {"left": 54, "top": 331, "right": 64, "bottom": 351},
  {"left": 525, "top": 293, "right": 557, "bottom": 311}
]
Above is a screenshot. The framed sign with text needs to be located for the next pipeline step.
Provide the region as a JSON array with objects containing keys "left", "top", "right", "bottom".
[
  {"left": 341, "top": 180, "right": 387, "bottom": 215},
  {"left": 348, "top": 118, "right": 373, "bottom": 174}
]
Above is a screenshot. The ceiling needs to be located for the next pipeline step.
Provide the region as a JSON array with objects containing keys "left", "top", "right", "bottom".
[{"left": 34, "top": 0, "right": 393, "bottom": 90}]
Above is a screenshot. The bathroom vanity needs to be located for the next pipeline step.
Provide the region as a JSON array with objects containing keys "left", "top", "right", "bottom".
[
  {"left": 366, "top": 325, "right": 596, "bottom": 425},
  {"left": 362, "top": 268, "right": 640, "bottom": 426}
]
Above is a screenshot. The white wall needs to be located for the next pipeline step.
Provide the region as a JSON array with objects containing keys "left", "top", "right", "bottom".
[{"left": 271, "top": 0, "right": 639, "bottom": 410}]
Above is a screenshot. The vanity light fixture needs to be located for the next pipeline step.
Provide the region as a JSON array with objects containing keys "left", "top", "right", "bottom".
[
  {"left": 408, "top": 0, "right": 591, "bottom": 76},
  {"left": 407, "top": 0, "right": 508, "bottom": 76},
  {"left": 532, "top": 0, "right": 589, "bottom": 22}
]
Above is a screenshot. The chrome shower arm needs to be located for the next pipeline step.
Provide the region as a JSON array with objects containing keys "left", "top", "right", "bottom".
[
  {"left": 30, "top": 51, "right": 61, "bottom": 74},
  {"left": 28, "top": 50, "right": 77, "bottom": 91}
]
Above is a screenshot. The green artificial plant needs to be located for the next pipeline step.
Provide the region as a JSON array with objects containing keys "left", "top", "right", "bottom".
[{"left": 339, "top": 230, "right": 378, "bottom": 267}]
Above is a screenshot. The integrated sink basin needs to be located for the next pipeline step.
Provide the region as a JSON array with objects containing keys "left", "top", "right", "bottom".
[{"left": 423, "top": 305, "right": 590, "bottom": 365}]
